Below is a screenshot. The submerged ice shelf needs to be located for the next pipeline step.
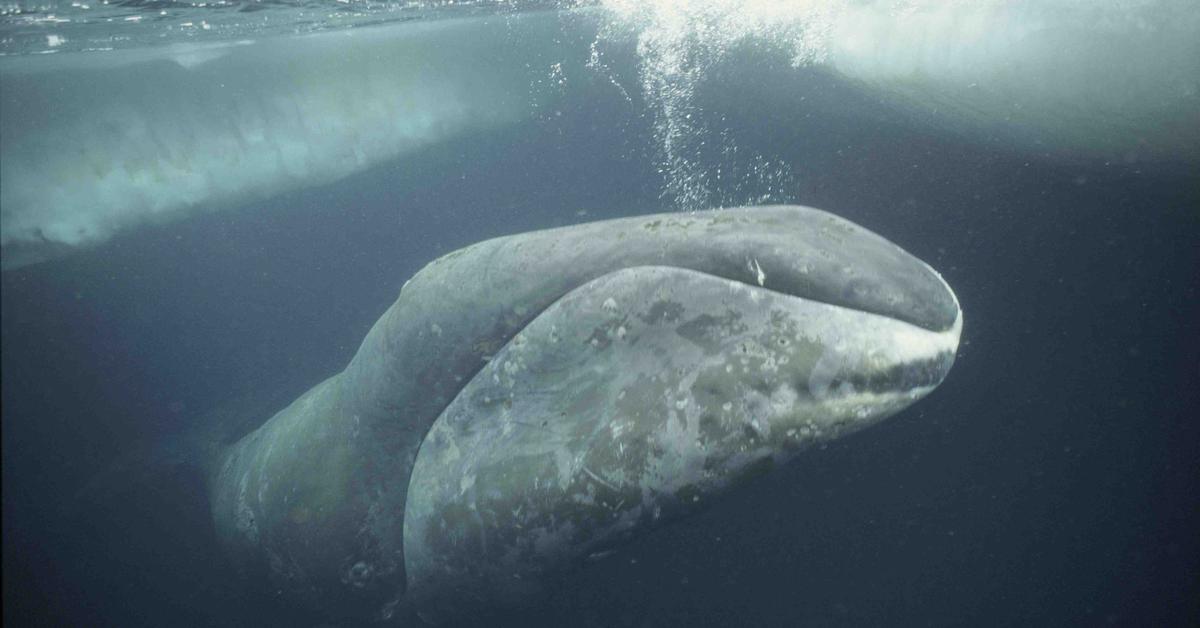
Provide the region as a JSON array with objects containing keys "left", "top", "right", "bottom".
[{"left": 2, "top": 0, "right": 1197, "bottom": 270}]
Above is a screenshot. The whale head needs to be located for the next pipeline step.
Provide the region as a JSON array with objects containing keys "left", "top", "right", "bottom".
[{"left": 396, "top": 206, "right": 961, "bottom": 621}]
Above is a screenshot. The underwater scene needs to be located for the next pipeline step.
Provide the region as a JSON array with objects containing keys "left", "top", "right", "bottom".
[{"left": 2, "top": 1, "right": 1197, "bottom": 626}]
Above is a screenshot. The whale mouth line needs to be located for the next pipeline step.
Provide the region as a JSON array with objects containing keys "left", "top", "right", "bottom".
[
  {"left": 653, "top": 261, "right": 960, "bottom": 332},
  {"left": 823, "top": 351, "right": 958, "bottom": 398},
  {"left": 436, "top": 261, "right": 963, "bottom": 426},
  {"left": 465, "top": 263, "right": 962, "bottom": 407},
  {"left": 492, "top": 257, "right": 959, "bottom": 356}
]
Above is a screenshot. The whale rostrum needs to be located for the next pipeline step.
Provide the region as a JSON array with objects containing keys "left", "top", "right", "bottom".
[{"left": 206, "top": 205, "right": 962, "bottom": 623}]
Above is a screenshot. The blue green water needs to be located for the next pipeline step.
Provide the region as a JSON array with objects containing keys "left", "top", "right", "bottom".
[{"left": 2, "top": 2, "right": 1198, "bottom": 626}]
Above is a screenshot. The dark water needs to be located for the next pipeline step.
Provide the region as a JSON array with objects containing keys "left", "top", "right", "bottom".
[{"left": 3, "top": 37, "right": 1199, "bottom": 628}]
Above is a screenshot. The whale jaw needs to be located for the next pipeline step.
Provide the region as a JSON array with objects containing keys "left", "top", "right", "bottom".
[{"left": 404, "top": 263, "right": 960, "bottom": 621}]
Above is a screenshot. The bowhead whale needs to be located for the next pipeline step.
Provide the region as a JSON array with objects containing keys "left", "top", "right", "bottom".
[{"left": 201, "top": 205, "right": 961, "bottom": 623}]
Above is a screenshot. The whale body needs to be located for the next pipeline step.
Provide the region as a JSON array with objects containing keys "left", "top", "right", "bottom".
[{"left": 204, "top": 205, "right": 961, "bottom": 623}]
